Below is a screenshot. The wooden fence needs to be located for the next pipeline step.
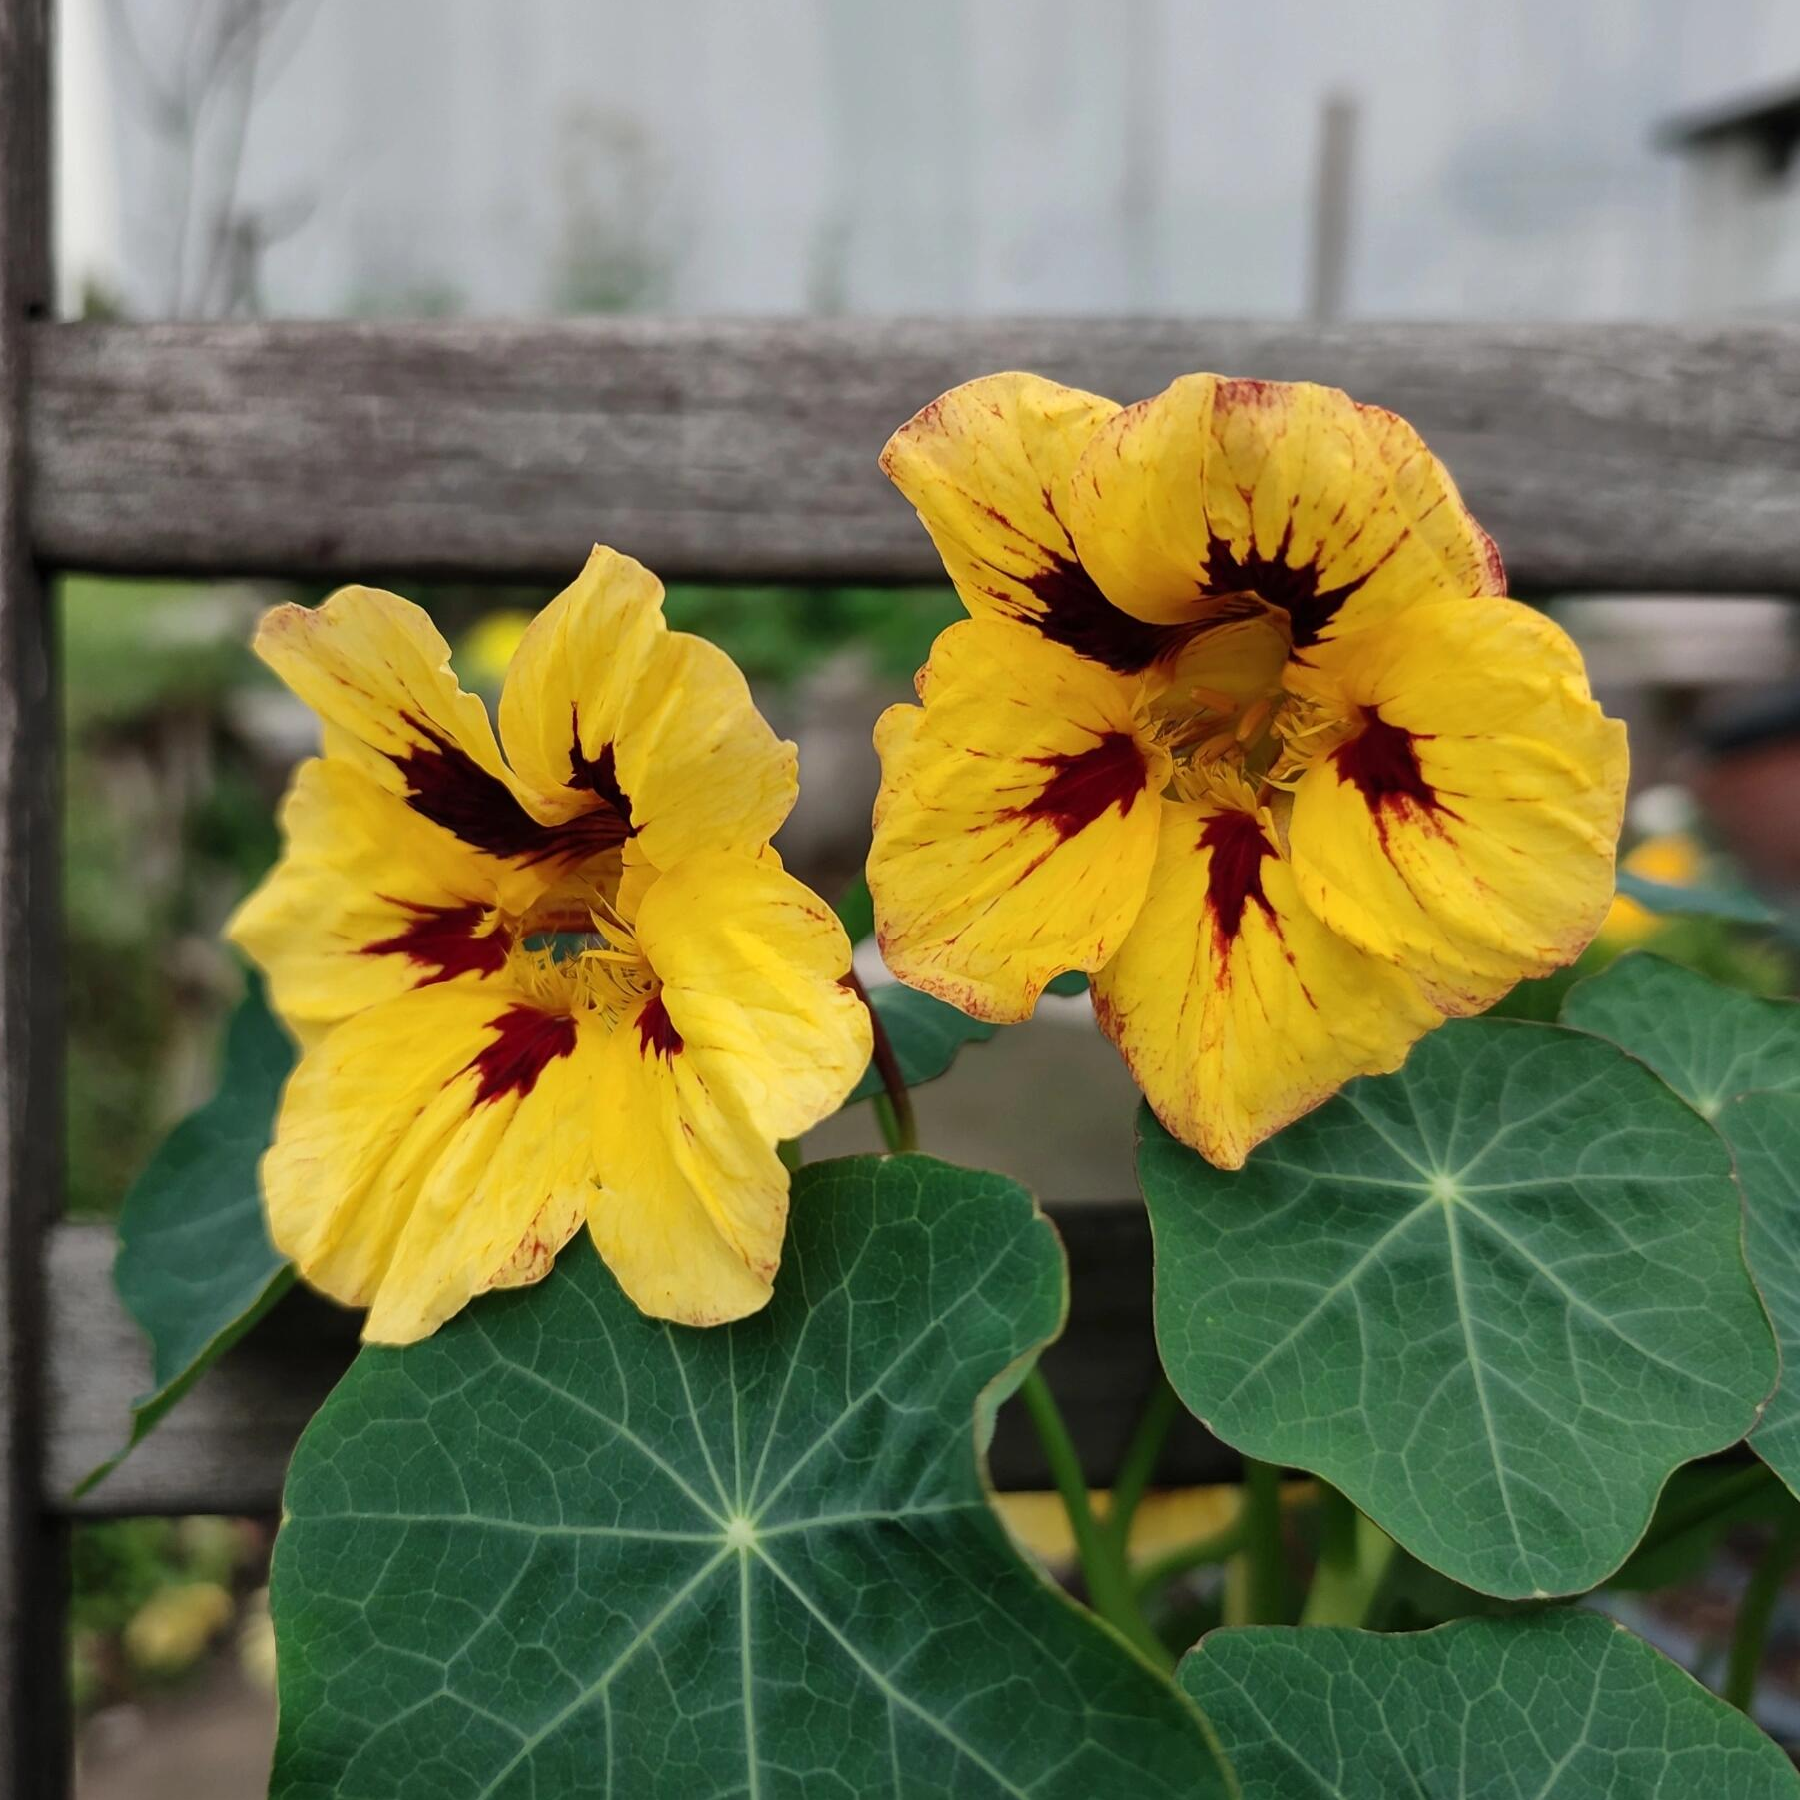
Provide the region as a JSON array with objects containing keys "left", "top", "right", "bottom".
[{"left": 8, "top": 0, "right": 1800, "bottom": 1790}]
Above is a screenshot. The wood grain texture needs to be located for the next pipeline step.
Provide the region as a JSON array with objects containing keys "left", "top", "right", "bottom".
[
  {"left": 28, "top": 316, "right": 1800, "bottom": 591},
  {"left": 49, "top": 1209, "right": 1236, "bottom": 1517},
  {"left": 0, "top": 2, "right": 65, "bottom": 1794}
]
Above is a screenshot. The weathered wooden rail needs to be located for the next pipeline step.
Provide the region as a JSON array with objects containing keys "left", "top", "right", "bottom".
[
  {"left": 25, "top": 315, "right": 1800, "bottom": 591},
  {"left": 6, "top": 2, "right": 1800, "bottom": 1792}
]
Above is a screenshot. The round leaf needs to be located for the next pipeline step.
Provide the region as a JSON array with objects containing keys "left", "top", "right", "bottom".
[
  {"left": 1720, "top": 1093, "right": 1800, "bottom": 1497},
  {"left": 1141, "top": 1018, "right": 1775, "bottom": 1598},
  {"left": 1181, "top": 1611, "right": 1800, "bottom": 1798},
  {"left": 1562, "top": 953, "right": 1800, "bottom": 1116},
  {"left": 271, "top": 1154, "right": 1231, "bottom": 1799}
]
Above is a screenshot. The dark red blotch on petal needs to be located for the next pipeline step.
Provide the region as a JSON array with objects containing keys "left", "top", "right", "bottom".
[
  {"left": 1200, "top": 522, "right": 1371, "bottom": 651},
  {"left": 635, "top": 991, "right": 684, "bottom": 1061},
  {"left": 392, "top": 713, "right": 629, "bottom": 864},
  {"left": 1201, "top": 810, "right": 1277, "bottom": 950},
  {"left": 1020, "top": 555, "right": 1198, "bottom": 674},
  {"left": 465, "top": 1004, "right": 578, "bottom": 1106},
  {"left": 1334, "top": 710, "right": 1447, "bottom": 847},
  {"left": 364, "top": 898, "right": 509, "bottom": 987},
  {"left": 1015, "top": 731, "right": 1149, "bottom": 840},
  {"left": 566, "top": 706, "right": 635, "bottom": 825}
]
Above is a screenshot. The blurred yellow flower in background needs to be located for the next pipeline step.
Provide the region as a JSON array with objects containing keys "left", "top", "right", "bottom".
[
  {"left": 458, "top": 605, "right": 534, "bottom": 688},
  {"left": 1598, "top": 832, "right": 1704, "bottom": 947}
]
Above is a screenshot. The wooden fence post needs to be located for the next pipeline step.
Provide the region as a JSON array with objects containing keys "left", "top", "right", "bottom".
[{"left": 0, "top": 0, "right": 66, "bottom": 1793}]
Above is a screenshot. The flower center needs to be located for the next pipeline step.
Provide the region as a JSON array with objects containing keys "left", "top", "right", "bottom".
[{"left": 506, "top": 908, "right": 659, "bottom": 1029}]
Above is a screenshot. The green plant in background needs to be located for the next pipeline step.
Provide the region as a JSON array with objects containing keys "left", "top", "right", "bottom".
[
  {"left": 69, "top": 1517, "right": 255, "bottom": 1715},
  {"left": 61, "top": 575, "right": 275, "bottom": 1219}
]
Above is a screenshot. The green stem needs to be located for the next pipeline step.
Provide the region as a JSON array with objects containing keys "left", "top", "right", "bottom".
[
  {"left": 847, "top": 970, "right": 918, "bottom": 1154},
  {"left": 1102, "top": 1377, "right": 1179, "bottom": 1556},
  {"left": 1301, "top": 1485, "right": 1395, "bottom": 1627},
  {"left": 777, "top": 1137, "right": 805, "bottom": 1172},
  {"left": 1018, "top": 1366, "right": 1170, "bottom": 1670},
  {"left": 1131, "top": 1516, "right": 1248, "bottom": 1606},
  {"left": 869, "top": 1093, "right": 906, "bottom": 1156},
  {"left": 1226, "top": 1459, "right": 1292, "bottom": 1626},
  {"left": 1725, "top": 1511, "right": 1800, "bottom": 1714}
]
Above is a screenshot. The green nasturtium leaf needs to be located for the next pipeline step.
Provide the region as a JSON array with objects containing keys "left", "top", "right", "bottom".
[
  {"left": 1140, "top": 1018, "right": 1775, "bottom": 1599},
  {"left": 1614, "top": 868, "right": 1778, "bottom": 927},
  {"left": 270, "top": 1154, "right": 1231, "bottom": 1799},
  {"left": 847, "top": 984, "right": 1000, "bottom": 1105},
  {"left": 1561, "top": 952, "right": 1800, "bottom": 1116},
  {"left": 87, "top": 979, "right": 294, "bottom": 1495},
  {"left": 1719, "top": 1093, "right": 1800, "bottom": 1497},
  {"left": 1181, "top": 1611, "right": 1800, "bottom": 1798}
]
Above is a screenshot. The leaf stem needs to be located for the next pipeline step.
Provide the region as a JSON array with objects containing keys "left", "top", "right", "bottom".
[
  {"left": 1226, "top": 1458, "right": 1292, "bottom": 1626},
  {"left": 1101, "top": 1376, "right": 1179, "bottom": 1556},
  {"left": 846, "top": 969, "right": 918, "bottom": 1154},
  {"left": 1131, "top": 1515, "right": 1248, "bottom": 1605},
  {"left": 1018, "top": 1365, "right": 1171, "bottom": 1670},
  {"left": 1725, "top": 1509, "right": 1800, "bottom": 1714},
  {"left": 1300, "top": 1483, "right": 1394, "bottom": 1627}
]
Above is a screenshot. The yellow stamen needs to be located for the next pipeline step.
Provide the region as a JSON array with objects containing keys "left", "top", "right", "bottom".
[
  {"left": 1186, "top": 683, "right": 1240, "bottom": 714},
  {"left": 1234, "top": 696, "right": 1275, "bottom": 744}
]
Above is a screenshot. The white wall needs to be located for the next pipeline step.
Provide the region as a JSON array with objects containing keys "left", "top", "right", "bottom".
[{"left": 58, "top": 0, "right": 1800, "bottom": 323}]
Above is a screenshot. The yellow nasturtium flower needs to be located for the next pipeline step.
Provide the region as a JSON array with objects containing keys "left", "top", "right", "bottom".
[
  {"left": 869, "top": 373, "right": 1627, "bottom": 1168},
  {"left": 230, "top": 547, "right": 871, "bottom": 1341},
  {"left": 1598, "top": 832, "right": 1703, "bottom": 947}
]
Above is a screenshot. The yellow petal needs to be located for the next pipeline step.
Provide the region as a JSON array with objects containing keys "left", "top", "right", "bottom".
[
  {"left": 868, "top": 617, "right": 1170, "bottom": 1023},
  {"left": 881, "top": 372, "right": 1196, "bottom": 673},
  {"left": 227, "top": 759, "right": 513, "bottom": 1037},
  {"left": 264, "top": 984, "right": 607, "bottom": 1343},
  {"left": 1068, "top": 375, "right": 1505, "bottom": 642},
  {"left": 254, "top": 588, "right": 588, "bottom": 903},
  {"left": 1287, "top": 596, "right": 1628, "bottom": 1012},
  {"left": 632, "top": 852, "right": 870, "bottom": 1143},
  {"left": 589, "top": 993, "right": 788, "bottom": 1327},
  {"left": 497, "top": 544, "right": 798, "bottom": 870},
  {"left": 1095, "top": 800, "right": 1442, "bottom": 1168}
]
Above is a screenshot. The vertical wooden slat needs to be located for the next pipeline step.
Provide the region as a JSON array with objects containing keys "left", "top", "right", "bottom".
[{"left": 0, "top": 0, "right": 64, "bottom": 1794}]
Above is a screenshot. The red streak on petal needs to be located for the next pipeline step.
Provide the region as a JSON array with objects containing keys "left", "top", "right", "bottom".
[
  {"left": 636, "top": 991, "right": 684, "bottom": 1062},
  {"left": 392, "top": 712, "right": 629, "bottom": 864},
  {"left": 1014, "top": 731, "right": 1149, "bottom": 841},
  {"left": 1333, "top": 710, "right": 1445, "bottom": 848},
  {"left": 1201, "top": 810, "right": 1277, "bottom": 951},
  {"left": 364, "top": 898, "right": 509, "bottom": 987},
  {"left": 464, "top": 1004, "right": 578, "bottom": 1106}
]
